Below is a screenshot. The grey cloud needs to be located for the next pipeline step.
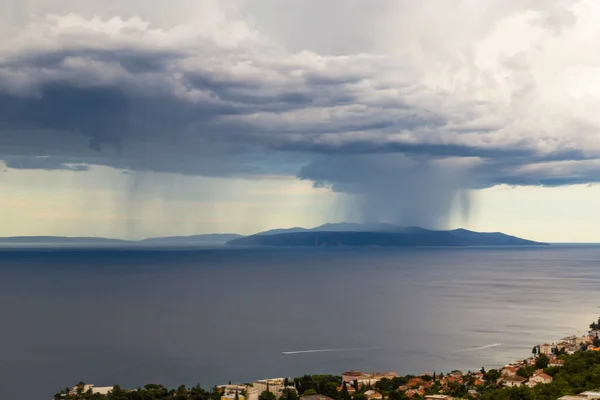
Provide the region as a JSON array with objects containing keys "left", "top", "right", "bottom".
[{"left": 1, "top": 2, "right": 600, "bottom": 228}]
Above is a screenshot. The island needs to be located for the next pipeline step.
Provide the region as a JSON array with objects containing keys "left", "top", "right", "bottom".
[
  {"left": 225, "top": 228, "right": 546, "bottom": 247},
  {"left": 54, "top": 317, "right": 600, "bottom": 400}
]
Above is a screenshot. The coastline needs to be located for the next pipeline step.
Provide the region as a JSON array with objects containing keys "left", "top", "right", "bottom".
[{"left": 56, "top": 318, "right": 600, "bottom": 400}]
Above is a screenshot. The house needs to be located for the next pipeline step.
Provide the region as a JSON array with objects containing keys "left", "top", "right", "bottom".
[
  {"left": 526, "top": 371, "right": 552, "bottom": 387},
  {"left": 253, "top": 379, "right": 286, "bottom": 397},
  {"left": 425, "top": 395, "right": 452, "bottom": 400},
  {"left": 341, "top": 371, "right": 397, "bottom": 386},
  {"left": 364, "top": 390, "right": 383, "bottom": 400},
  {"left": 337, "top": 385, "right": 357, "bottom": 395},
  {"left": 533, "top": 371, "right": 552, "bottom": 383},
  {"left": 549, "top": 358, "right": 565, "bottom": 367},
  {"left": 501, "top": 376, "right": 526, "bottom": 388},
  {"left": 219, "top": 384, "right": 259, "bottom": 400},
  {"left": 90, "top": 387, "right": 114, "bottom": 395},
  {"left": 342, "top": 371, "right": 364, "bottom": 384},
  {"left": 578, "top": 337, "right": 591, "bottom": 345},
  {"left": 539, "top": 344, "right": 554, "bottom": 355},
  {"left": 408, "top": 378, "right": 426, "bottom": 388},
  {"left": 501, "top": 366, "right": 518, "bottom": 377},
  {"left": 579, "top": 391, "right": 600, "bottom": 399},
  {"left": 71, "top": 384, "right": 114, "bottom": 395},
  {"left": 222, "top": 393, "right": 245, "bottom": 400},
  {"left": 405, "top": 389, "right": 425, "bottom": 398},
  {"left": 442, "top": 376, "right": 463, "bottom": 385}
]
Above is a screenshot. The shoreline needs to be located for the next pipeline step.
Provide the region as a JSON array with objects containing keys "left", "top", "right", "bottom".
[{"left": 57, "top": 318, "right": 600, "bottom": 400}]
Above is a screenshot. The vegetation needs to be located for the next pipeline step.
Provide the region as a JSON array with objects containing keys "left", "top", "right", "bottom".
[
  {"left": 259, "top": 391, "right": 276, "bottom": 400},
  {"left": 293, "top": 375, "right": 340, "bottom": 398},
  {"left": 517, "top": 366, "right": 535, "bottom": 379},
  {"left": 54, "top": 383, "right": 223, "bottom": 400},
  {"left": 480, "top": 351, "right": 600, "bottom": 400},
  {"left": 535, "top": 353, "right": 550, "bottom": 369}
]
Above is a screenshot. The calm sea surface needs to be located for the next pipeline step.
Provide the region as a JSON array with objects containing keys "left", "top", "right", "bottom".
[{"left": 0, "top": 245, "right": 599, "bottom": 400}]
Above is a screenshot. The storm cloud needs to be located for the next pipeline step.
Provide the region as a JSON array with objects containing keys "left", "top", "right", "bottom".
[{"left": 2, "top": 0, "right": 600, "bottom": 227}]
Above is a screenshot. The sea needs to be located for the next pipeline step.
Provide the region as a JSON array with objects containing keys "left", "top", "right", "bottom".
[{"left": 0, "top": 244, "right": 598, "bottom": 400}]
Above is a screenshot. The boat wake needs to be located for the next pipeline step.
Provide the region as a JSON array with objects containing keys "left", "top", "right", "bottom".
[
  {"left": 282, "top": 348, "right": 379, "bottom": 355},
  {"left": 454, "top": 343, "right": 502, "bottom": 353}
]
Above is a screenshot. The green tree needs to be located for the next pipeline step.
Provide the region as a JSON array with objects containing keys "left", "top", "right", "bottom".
[
  {"left": 279, "top": 388, "right": 298, "bottom": 400},
  {"left": 388, "top": 391, "right": 405, "bottom": 400},
  {"left": 517, "top": 366, "right": 535, "bottom": 378},
  {"left": 259, "top": 391, "right": 277, "bottom": 400},
  {"left": 484, "top": 369, "right": 501, "bottom": 384},
  {"left": 536, "top": 353, "right": 550, "bottom": 369},
  {"left": 593, "top": 336, "right": 600, "bottom": 347},
  {"left": 321, "top": 382, "right": 338, "bottom": 398},
  {"left": 375, "top": 379, "right": 395, "bottom": 393},
  {"left": 303, "top": 389, "right": 317, "bottom": 396}
]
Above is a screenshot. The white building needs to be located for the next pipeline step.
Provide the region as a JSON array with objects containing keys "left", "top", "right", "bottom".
[
  {"left": 580, "top": 391, "right": 600, "bottom": 399},
  {"left": 526, "top": 371, "right": 552, "bottom": 388},
  {"left": 253, "top": 379, "right": 287, "bottom": 397},
  {"left": 218, "top": 384, "right": 258, "bottom": 400},
  {"left": 539, "top": 344, "right": 554, "bottom": 355},
  {"left": 502, "top": 376, "right": 526, "bottom": 388},
  {"left": 425, "top": 395, "right": 453, "bottom": 400},
  {"left": 71, "top": 384, "right": 114, "bottom": 395}
]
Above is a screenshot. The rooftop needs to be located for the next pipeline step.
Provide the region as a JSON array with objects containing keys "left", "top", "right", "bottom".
[{"left": 503, "top": 376, "right": 526, "bottom": 382}]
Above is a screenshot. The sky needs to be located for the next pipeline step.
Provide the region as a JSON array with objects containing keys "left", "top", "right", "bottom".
[{"left": 2, "top": 0, "right": 600, "bottom": 241}]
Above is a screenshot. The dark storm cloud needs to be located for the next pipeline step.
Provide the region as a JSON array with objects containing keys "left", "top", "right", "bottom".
[{"left": 2, "top": 6, "right": 600, "bottom": 202}]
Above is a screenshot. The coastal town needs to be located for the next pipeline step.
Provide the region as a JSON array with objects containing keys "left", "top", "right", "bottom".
[{"left": 55, "top": 318, "right": 600, "bottom": 400}]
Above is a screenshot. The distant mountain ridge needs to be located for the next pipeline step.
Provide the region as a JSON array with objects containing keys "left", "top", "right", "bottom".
[
  {"left": 0, "top": 234, "right": 241, "bottom": 245},
  {"left": 0, "top": 236, "right": 129, "bottom": 244},
  {"left": 0, "top": 223, "right": 547, "bottom": 247},
  {"left": 227, "top": 225, "right": 547, "bottom": 247},
  {"left": 139, "top": 234, "right": 242, "bottom": 244}
]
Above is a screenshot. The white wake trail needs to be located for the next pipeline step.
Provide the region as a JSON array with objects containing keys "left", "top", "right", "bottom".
[
  {"left": 455, "top": 343, "right": 502, "bottom": 353},
  {"left": 282, "top": 348, "right": 378, "bottom": 355}
]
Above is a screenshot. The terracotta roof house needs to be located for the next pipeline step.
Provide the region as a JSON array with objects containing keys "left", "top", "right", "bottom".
[
  {"left": 364, "top": 390, "right": 383, "bottom": 400},
  {"left": 501, "top": 366, "right": 518, "bottom": 377}
]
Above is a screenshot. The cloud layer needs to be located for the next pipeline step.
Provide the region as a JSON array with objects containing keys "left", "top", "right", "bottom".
[{"left": 2, "top": 0, "right": 600, "bottom": 226}]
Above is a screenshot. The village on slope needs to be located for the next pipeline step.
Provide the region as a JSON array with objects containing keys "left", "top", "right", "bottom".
[{"left": 60, "top": 319, "right": 600, "bottom": 400}]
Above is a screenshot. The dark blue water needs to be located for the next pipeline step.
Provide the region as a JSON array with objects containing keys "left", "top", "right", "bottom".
[{"left": 0, "top": 245, "right": 598, "bottom": 400}]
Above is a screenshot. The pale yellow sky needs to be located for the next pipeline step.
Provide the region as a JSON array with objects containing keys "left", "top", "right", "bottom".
[{"left": 1, "top": 166, "right": 599, "bottom": 242}]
